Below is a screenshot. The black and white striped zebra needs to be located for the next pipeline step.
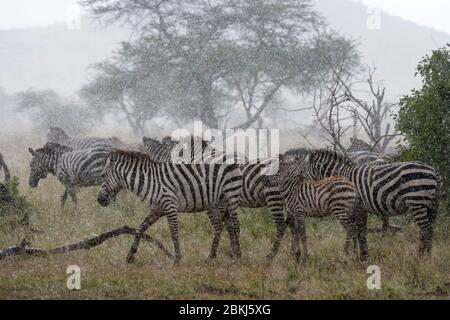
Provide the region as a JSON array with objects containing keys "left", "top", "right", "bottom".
[
  {"left": 0, "top": 152, "right": 11, "bottom": 182},
  {"left": 143, "top": 136, "right": 287, "bottom": 259},
  {"left": 278, "top": 156, "right": 368, "bottom": 261},
  {"left": 347, "top": 137, "right": 374, "bottom": 153},
  {"left": 97, "top": 150, "right": 243, "bottom": 264},
  {"left": 28, "top": 143, "right": 110, "bottom": 209},
  {"left": 303, "top": 149, "right": 442, "bottom": 255},
  {"left": 47, "top": 127, "right": 128, "bottom": 151}
]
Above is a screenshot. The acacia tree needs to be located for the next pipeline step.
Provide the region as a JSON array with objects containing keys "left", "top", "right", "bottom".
[
  {"left": 17, "top": 89, "right": 94, "bottom": 134},
  {"left": 81, "top": 0, "right": 359, "bottom": 131}
]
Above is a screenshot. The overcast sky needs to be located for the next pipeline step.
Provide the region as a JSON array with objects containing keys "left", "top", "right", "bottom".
[{"left": 0, "top": 0, "right": 450, "bottom": 35}]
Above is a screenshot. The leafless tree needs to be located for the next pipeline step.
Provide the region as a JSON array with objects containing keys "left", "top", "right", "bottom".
[{"left": 342, "top": 68, "right": 399, "bottom": 153}]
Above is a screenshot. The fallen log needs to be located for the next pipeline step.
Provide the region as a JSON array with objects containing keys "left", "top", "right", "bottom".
[{"left": 0, "top": 225, "right": 173, "bottom": 260}]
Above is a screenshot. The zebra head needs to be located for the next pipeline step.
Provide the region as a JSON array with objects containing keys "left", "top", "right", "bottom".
[
  {"left": 98, "top": 151, "right": 124, "bottom": 207},
  {"left": 304, "top": 149, "right": 355, "bottom": 180},
  {"left": 28, "top": 143, "right": 72, "bottom": 188},
  {"left": 278, "top": 155, "right": 305, "bottom": 184}
]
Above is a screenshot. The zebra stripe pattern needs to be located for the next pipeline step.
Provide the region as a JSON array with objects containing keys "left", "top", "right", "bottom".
[
  {"left": 303, "top": 149, "right": 442, "bottom": 255},
  {"left": 28, "top": 143, "right": 110, "bottom": 209},
  {"left": 143, "top": 136, "right": 286, "bottom": 259},
  {"left": 278, "top": 157, "right": 368, "bottom": 261},
  {"left": 97, "top": 150, "right": 243, "bottom": 264}
]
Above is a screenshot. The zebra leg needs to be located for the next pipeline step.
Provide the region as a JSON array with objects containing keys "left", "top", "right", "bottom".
[
  {"left": 224, "top": 208, "right": 241, "bottom": 259},
  {"left": 69, "top": 188, "right": 78, "bottom": 210},
  {"left": 207, "top": 208, "right": 224, "bottom": 260},
  {"left": 60, "top": 189, "right": 68, "bottom": 209},
  {"left": 337, "top": 217, "right": 354, "bottom": 257},
  {"left": 412, "top": 205, "right": 434, "bottom": 256},
  {"left": 297, "top": 213, "right": 308, "bottom": 260},
  {"left": 356, "top": 210, "right": 369, "bottom": 261},
  {"left": 266, "top": 204, "right": 287, "bottom": 260},
  {"left": 166, "top": 211, "right": 182, "bottom": 264},
  {"left": 289, "top": 212, "right": 302, "bottom": 263},
  {"left": 126, "top": 212, "right": 160, "bottom": 264}
]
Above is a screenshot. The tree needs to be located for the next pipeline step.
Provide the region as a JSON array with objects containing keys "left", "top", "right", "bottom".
[
  {"left": 17, "top": 89, "right": 94, "bottom": 135},
  {"left": 81, "top": 0, "right": 359, "bottom": 131},
  {"left": 342, "top": 68, "right": 399, "bottom": 153},
  {"left": 396, "top": 46, "right": 450, "bottom": 196}
]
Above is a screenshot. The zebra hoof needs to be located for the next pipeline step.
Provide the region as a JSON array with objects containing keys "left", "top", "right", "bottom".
[
  {"left": 126, "top": 254, "right": 136, "bottom": 264},
  {"left": 265, "top": 254, "right": 275, "bottom": 261}
]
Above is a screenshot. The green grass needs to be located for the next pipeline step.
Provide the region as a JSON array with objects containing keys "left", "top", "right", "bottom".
[
  {"left": 0, "top": 137, "right": 449, "bottom": 300},
  {"left": 1, "top": 174, "right": 449, "bottom": 300}
]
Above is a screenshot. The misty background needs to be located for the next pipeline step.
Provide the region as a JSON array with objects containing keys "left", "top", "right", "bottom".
[{"left": 0, "top": 0, "right": 449, "bottom": 150}]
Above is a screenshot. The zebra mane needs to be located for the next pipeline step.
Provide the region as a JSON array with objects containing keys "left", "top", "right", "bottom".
[
  {"left": 284, "top": 147, "right": 312, "bottom": 160},
  {"left": 39, "top": 143, "right": 73, "bottom": 154},
  {"left": 108, "top": 149, "right": 154, "bottom": 164},
  {"left": 309, "top": 149, "right": 355, "bottom": 166}
]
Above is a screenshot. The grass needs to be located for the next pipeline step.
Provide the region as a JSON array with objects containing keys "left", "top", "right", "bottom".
[{"left": 0, "top": 138, "right": 449, "bottom": 300}]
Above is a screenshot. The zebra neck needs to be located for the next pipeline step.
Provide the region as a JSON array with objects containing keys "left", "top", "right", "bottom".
[
  {"left": 48, "top": 153, "right": 60, "bottom": 175},
  {"left": 332, "top": 164, "right": 360, "bottom": 181},
  {"left": 121, "top": 159, "right": 156, "bottom": 199}
]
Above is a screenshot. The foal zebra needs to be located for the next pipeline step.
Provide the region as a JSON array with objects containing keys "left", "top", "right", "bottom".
[
  {"left": 28, "top": 143, "right": 110, "bottom": 209},
  {"left": 303, "top": 149, "right": 442, "bottom": 255},
  {"left": 278, "top": 157, "right": 367, "bottom": 261},
  {"left": 143, "top": 136, "right": 286, "bottom": 259},
  {"left": 0, "top": 152, "right": 11, "bottom": 182},
  {"left": 97, "top": 150, "right": 243, "bottom": 264}
]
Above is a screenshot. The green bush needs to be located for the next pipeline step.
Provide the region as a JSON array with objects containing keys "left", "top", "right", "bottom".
[
  {"left": 395, "top": 46, "right": 450, "bottom": 212},
  {"left": 0, "top": 176, "right": 32, "bottom": 225}
]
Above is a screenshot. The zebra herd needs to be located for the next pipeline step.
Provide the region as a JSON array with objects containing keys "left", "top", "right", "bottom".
[{"left": 21, "top": 128, "right": 443, "bottom": 264}]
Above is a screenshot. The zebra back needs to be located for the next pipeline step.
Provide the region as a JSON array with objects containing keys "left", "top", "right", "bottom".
[
  {"left": 347, "top": 137, "right": 374, "bottom": 153},
  {"left": 284, "top": 147, "right": 311, "bottom": 161},
  {"left": 47, "top": 127, "right": 127, "bottom": 151},
  {"left": 100, "top": 150, "right": 243, "bottom": 212}
]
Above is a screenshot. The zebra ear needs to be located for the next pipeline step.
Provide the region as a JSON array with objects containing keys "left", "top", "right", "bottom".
[{"left": 28, "top": 147, "right": 35, "bottom": 156}]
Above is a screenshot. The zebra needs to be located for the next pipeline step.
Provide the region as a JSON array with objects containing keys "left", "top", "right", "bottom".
[
  {"left": 47, "top": 127, "right": 128, "bottom": 151},
  {"left": 278, "top": 156, "right": 368, "bottom": 261},
  {"left": 143, "top": 136, "right": 287, "bottom": 259},
  {"left": 97, "top": 150, "right": 243, "bottom": 264},
  {"left": 347, "top": 137, "right": 374, "bottom": 153},
  {"left": 283, "top": 147, "right": 311, "bottom": 161},
  {"left": 28, "top": 143, "right": 111, "bottom": 209},
  {"left": 142, "top": 136, "right": 209, "bottom": 163},
  {"left": 0, "top": 152, "right": 11, "bottom": 182},
  {"left": 303, "top": 149, "right": 442, "bottom": 256}
]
